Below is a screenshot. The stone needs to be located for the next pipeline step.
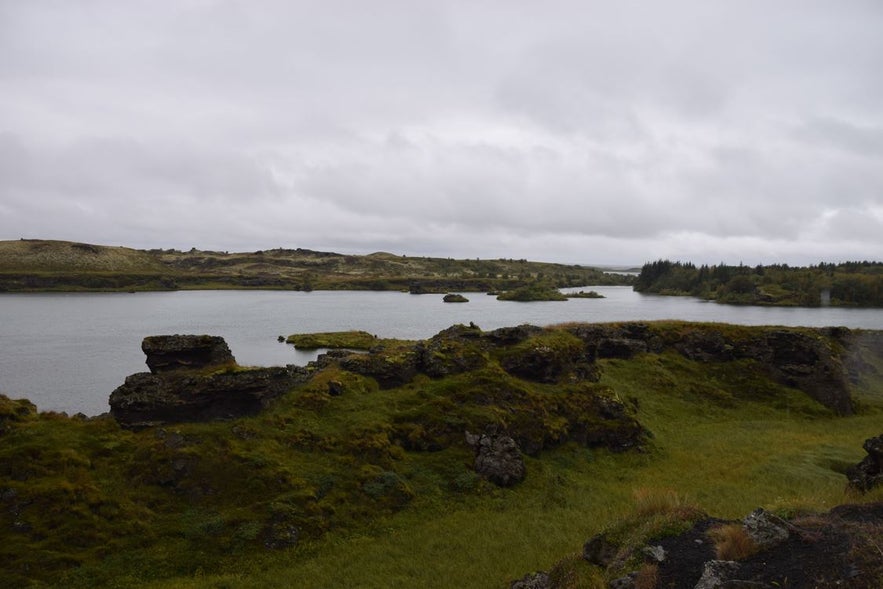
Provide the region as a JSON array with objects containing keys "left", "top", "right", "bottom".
[
  {"left": 466, "top": 429, "right": 526, "bottom": 487},
  {"left": 509, "top": 571, "right": 550, "bottom": 589},
  {"left": 642, "top": 544, "right": 666, "bottom": 563},
  {"left": 583, "top": 533, "right": 619, "bottom": 567},
  {"left": 442, "top": 293, "right": 469, "bottom": 303},
  {"left": 142, "top": 335, "right": 235, "bottom": 374},
  {"left": 338, "top": 348, "right": 418, "bottom": 389},
  {"left": 109, "top": 335, "right": 308, "bottom": 427},
  {"left": 327, "top": 380, "right": 344, "bottom": 396},
  {"left": 742, "top": 508, "right": 789, "bottom": 549},
  {"left": 846, "top": 433, "right": 883, "bottom": 492},
  {"left": 694, "top": 560, "right": 741, "bottom": 589},
  {"left": 608, "top": 574, "right": 636, "bottom": 589}
]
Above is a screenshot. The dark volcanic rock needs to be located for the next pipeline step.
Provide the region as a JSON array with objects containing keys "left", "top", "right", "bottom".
[
  {"left": 142, "top": 335, "right": 235, "bottom": 373},
  {"left": 109, "top": 335, "right": 308, "bottom": 427},
  {"left": 110, "top": 366, "right": 308, "bottom": 428},
  {"left": 442, "top": 293, "right": 469, "bottom": 303},
  {"left": 338, "top": 347, "right": 418, "bottom": 388},
  {"left": 674, "top": 329, "right": 734, "bottom": 362},
  {"left": 747, "top": 330, "right": 853, "bottom": 415},
  {"left": 416, "top": 324, "right": 488, "bottom": 378},
  {"left": 466, "top": 429, "right": 526, "bottom": 487},
  {"left": 846, "top": 434, "right": 883, "bottom": 492}
]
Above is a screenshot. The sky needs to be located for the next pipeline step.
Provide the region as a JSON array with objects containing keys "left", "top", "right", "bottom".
[{"left": 1, "top": 1, "right": 882, "bottom": 266}]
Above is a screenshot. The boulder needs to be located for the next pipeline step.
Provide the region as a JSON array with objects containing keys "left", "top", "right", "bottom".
[
  {"left": 694, "top": 560, "right": 741, "bottom": 589},
  {"left": 142, "top": 335, "right": 235, "bottom": 373},
  {"left": 846, "top": 433, "right": 883, "bottom": 492},
  {"left": 442, "top": 293, "right": 469, "bottom": 303},
  {"left": 742, "top": 508, "right": 789, "bottom": 549},
  {"left": 110, "top": 366, "right": 307, "bottom": 428},
  {"left": 465, "top": 429, "right": 526, "bottom": 487},
  {"left": 582, "top": 533, "right": 619, "bottom": 567},
  {"left": 109, "top": 335, "right": 308, "bottom": 428}
]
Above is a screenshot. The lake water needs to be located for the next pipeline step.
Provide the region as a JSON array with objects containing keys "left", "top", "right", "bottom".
[{"left": 2, "top": 287, "right": 882, "bottom": 416}]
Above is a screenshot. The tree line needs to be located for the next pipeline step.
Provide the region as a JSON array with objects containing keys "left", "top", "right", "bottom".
[{"left": 634, "top": 260, "right": 883, "bottom": 307}]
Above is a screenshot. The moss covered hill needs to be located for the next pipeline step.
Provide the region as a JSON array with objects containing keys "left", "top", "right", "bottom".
[
  {"left": 0, "top": 239, "right": 630, "bottom": 292},
  {"left": 1, "top": 322, "right": 882, "bottom": 588}
]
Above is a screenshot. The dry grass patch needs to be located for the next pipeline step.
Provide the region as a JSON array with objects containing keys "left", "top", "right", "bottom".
[{"left": 707, "top": 523, "right": 758, "bottom": 560}]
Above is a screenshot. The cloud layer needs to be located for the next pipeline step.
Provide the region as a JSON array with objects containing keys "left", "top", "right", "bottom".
[{"left": 1, "top": 0, "right": 881, "bottom": 264}]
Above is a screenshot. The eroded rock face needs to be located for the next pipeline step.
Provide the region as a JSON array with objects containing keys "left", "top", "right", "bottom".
[
  {"left": 142, "top": 335, "right": 235, "bottom": 373},
  {"left": 109, "top": 336, "right": 308, "bottom": 428},
  {"left": 847, "top": 434, "right": 883, "bottom": 492},
  {"left": 466, "top": 430, "right": 526, "bottom": 487}
]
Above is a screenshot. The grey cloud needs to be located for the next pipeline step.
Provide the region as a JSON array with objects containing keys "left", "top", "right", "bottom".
[{"left": 0, "top": 1, "right": 881, "bottom": 264}]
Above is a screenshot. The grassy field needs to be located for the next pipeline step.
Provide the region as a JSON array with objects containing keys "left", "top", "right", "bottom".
[
  {"left": 1, "top": 322, "right": 881, "bottom": 588},
  {"left": 0, "top": 239, "right": 630, "bottom": 292}
]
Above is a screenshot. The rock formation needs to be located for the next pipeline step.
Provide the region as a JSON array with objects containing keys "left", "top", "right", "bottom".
[
  {"left": 142, "top": 334, "right": 235, "bottom": 373},
  {"left": 466, "top": 429, "right": 526, "bottom": 487},
  {"left": 847, "top": 434, "right": 883, "bottom": 492},
  {"left": 109, "top": 335, "right": 308, "bottom": 428}
]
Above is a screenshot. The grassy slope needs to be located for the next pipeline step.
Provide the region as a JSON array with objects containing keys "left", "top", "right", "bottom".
[
  {"left": 164, "top": 351, "right": 881, "bottom": 589},
  {"left": 1, "top": 323, "right": 881, "bottom": 588},
  {"left": 0, "top": 239, "right": 629, "bottom": 292}
]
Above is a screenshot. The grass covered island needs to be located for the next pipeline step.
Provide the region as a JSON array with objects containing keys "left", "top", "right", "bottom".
[{"left": 1, "top": 321, "right": 882, "bottom": 588}]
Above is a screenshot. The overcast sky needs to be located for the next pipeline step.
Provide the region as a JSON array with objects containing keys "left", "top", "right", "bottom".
[{"left": 1, "top": 1, "right": 881, "bottom": 265}]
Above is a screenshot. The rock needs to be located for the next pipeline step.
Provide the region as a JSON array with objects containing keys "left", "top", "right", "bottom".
[
  {"left": 338, "top": 347, "right": 418, "bottom": 389},
  {"left": 484, "top": 324, "right": 544, "bottom": 345},
  {"left": 642, "top": 544, "right": 666, "bottom": 563},
  {"left": 674, "top": 330, "right": 734, "bottom": 362},
  {"left": 442, "top": 293, "right": 469, "bottom": 303},
  {"left": 416, "top": 324, "right": 488, "bottom": 378},
  {"left": 499, "top": 331, "right": 590, "bottom": 383},
  {"left": 142, "top": 335, "right": 235, "bottom": 374},
  {"left": 583, "top": 533, "right": 619, "bottom": 567},
  {"left": 110, "top": 366, "right": 308, "bottom": 428},
  {"left": 744, "top": 330, "right": 853, "bottom": 415},
  {"left": 466, "top": 429, "right": 526, "bottom": 487},
  {"left": 509, "top": 571, "right": 550, "bottom": 589},
  {"left": 742, "top": 508, "right": 789, "bottom": 549},
  {"left": 109, "top": 336, "right": 308, "bottom": 427},
  {"left": 608, "top": 574, "right": 636, "bottom": 589},
  {"left": 695, "top": 560, "right": 741, "bottom": 589},
  {"left": 846, "top": 433, "right": 883, "bottom": 492},
  {"left": 327, "top": 380, "right": 344, "bottom": 396}
]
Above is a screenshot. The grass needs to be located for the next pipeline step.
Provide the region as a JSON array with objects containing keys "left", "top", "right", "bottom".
[
  {"left": 285, "top": 330, "right": 379, "bottom": 349},
  {"left": 708, "top": 523, "right": 758, "bottom": 560},
  {"left": 1, "top": 322, "right": 881, "bottom": 588}
]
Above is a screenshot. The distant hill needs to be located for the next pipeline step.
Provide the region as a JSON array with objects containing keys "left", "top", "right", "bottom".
[{"left": 0, "top": 239, "right": 633, "bottom": 292}]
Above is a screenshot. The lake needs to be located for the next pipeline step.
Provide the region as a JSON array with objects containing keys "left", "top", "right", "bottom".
[{"left": 2, "top": 286, "right": 882, "bottom": 415}]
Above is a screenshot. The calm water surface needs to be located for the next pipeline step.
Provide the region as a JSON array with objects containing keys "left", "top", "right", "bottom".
[{"left": 2, "top": 287, "right": 882, "bottom": 415}]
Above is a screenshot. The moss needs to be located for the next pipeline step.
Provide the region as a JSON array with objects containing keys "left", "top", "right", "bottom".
[
  {"left": 285, "top": 330, "right": 378, "bottom": 350},
  {"left": 497, "top": 282, "right": 568, "bottom": 301},
  {"left": 1, "top": 322, "right": 881, "bottom": 587}
]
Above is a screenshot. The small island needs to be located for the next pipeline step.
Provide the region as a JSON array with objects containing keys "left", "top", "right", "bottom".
[
  {"left": 442, "top": 293, "right": 469, "bottom": 303},
  {"left": 496, "top": 282, "right": 567, "bottom": 301},
  {"left": 566, "top": 290, "right": 605, "bottom": 299}
]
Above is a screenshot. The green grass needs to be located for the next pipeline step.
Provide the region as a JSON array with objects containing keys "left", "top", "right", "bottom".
[
  {"left": 285, "top": 330, "right": 380, "bottom": 350},
  {"left": 2, "top": 323, "right": 881, "bottom": 588}
]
